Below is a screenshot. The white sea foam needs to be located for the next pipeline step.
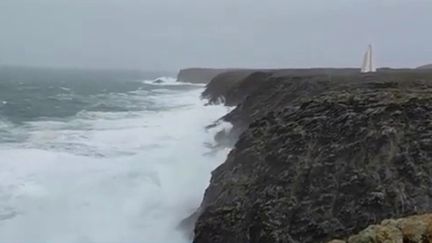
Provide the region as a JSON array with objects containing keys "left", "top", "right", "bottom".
[
  {"left": 0, "top": 83, "right": 231, "bottom": 242},
  {"left": 142, "top": 77, "right": 205, "bottom": 87}
]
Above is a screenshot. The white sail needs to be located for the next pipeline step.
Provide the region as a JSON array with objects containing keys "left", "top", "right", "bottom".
[
  {"left": 361, "top": 50, "right": 369, "bottom": 73},
  {"left": 361, "top": 45, "right": 376, "bottom": 73}
]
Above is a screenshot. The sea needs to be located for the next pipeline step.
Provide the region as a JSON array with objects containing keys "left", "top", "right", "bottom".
[{"left": 0, "top": 66, "right": 231, "bottom": 242}]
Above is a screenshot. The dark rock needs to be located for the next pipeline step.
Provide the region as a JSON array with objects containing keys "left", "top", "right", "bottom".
[{"left": 193, "top": 69, "right": 432, "bottom": 243}]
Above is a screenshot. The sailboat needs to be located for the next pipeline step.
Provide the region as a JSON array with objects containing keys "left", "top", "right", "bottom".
[{"left": 361, "top": 44, "right": 376, "bottom": 73}]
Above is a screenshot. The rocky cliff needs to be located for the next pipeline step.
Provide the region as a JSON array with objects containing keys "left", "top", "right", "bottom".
[
  {"left": 193, "top": 69, "right": 432, "bottom": 243},
  {"left": 177, "top": 68, "right": 230, "bottom": 83}
]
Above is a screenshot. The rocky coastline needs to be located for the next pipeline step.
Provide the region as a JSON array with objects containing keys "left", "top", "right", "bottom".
[
  {"left": 181, "top": 68, "right": 432, "bottom": 243},
  {"left": 177, "top": 68, "right": 231, "bottom": 84}
]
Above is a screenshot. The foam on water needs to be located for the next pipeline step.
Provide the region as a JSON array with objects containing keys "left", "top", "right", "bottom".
[
  {"left": 142, "top": 77, "right": 205, "bottom": 87},
  {"left": 0, "top": 82, "right": 231, "bottom": 242}
]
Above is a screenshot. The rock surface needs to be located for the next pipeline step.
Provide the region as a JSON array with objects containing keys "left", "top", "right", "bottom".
[
  {"left": 204, "top": 69, "right": 432, "bottom": 141},
  {"left": 330, "top": 214, "right": 432, "bottom": 243},
  {"left": 193, "top": 69, "right": 432, "bottom": 243}
]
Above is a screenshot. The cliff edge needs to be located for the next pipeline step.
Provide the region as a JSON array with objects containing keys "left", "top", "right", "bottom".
[
  {"left": 193, "top": 69, "right": 432, "bottom": 243},
  {"left": 177, "top": 68, "right": 229, "bottom": 84}
]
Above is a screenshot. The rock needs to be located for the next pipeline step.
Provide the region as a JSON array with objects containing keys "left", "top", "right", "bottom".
[
  {"left": 201, "top": 70, "right": 257, "bottom": 104},
  {"left": 204, "top": 68, "right": 432, "bottom": 147},
  {"left": 347, "top": 225, "right": 402, "bottom": 243},
  {"left": 193, "top": 69, "right": 432, "bottom": 243},
  {"left": 329, "top": 214, "right": 432, "bottom": 243}
]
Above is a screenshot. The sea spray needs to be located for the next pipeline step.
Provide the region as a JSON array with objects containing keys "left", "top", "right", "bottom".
[{"left": 0, "top": 77, "right": 231, "bottom": 242}]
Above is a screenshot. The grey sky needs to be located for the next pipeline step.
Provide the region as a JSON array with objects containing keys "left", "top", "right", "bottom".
[{"left": 0, "top": 0, "right": 431, "bottom": 70}]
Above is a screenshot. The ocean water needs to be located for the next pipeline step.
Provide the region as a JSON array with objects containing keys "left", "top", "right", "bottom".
[{"left": 0, "top": 68, "right": 231, "bottom": 242}]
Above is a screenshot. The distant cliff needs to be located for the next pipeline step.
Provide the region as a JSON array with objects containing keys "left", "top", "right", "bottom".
[
  {"left": 417, "top": 64, "right": 432, "bottom": 69},
  {"left": 176, "top": 68, "right": 229, "bottom": 84},
  {"left": 192, "top": 69, "right": 432, "bottom": 243}
]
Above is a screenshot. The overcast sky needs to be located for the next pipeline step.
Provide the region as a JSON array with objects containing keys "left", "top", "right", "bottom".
[{"left": 0, "top": 0, "right": 431, "bottom": 71}]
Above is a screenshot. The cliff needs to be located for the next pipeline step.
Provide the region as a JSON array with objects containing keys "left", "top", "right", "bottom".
[
  {"left": 177, "top": 68, "right": 230, "bottom": 84},
  {"left": 417, "top": 64, "right": 432, "bottom": 69},
  {"left": 193, "top": 69, "right": 432, "bottom": 243}
]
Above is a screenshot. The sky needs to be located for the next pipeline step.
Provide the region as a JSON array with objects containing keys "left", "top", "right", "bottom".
[{"left": 0, "top": 0, "right": 431, "bottom": 71}]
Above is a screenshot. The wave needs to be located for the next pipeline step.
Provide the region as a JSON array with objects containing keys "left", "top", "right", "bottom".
[
  {"left": 142, "top": 77, "right": 205, "bottom": 87},
  {"left": 0, "top": 82, "right": 231, "bottom": 242}
]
